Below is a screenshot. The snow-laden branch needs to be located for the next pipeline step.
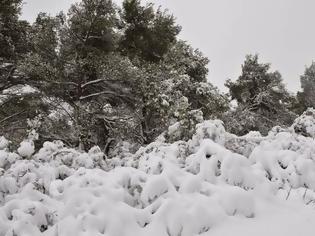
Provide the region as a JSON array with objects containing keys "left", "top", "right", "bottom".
[
  {"left": 79, "top": 91, "right": 128, "bottom": 100},
  {"left": 81, "top": 79, "right": 107, "bottom": 89}
]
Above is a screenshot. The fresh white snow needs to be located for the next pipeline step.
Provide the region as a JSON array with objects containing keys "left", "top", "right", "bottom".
[{"left": 1, "top": 109, "right": 315, "bottom": 235}]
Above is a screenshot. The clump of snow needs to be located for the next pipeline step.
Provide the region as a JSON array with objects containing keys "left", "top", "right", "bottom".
[
  {"left": 1, "top": 113, "right": 315, "bottom": 235},
  {"left": 17, "top": 140, "right": 35, "bottom": 158},
  {"left": 0, "top": 136, "right": 9, "bottom": 150}
]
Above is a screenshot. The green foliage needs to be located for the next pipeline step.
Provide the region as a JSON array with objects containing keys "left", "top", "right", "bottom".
[
  {"left": 299, "top": 62, "right": 315, "bottom": 109},
  {"left": 62, "top": 0, "right": 118, "bottom": 59},
  {"left": 119, "top": 0, "right": 181, "bottom": 62},
  {"left": 131, "top": 40, "right": 228, "bottom": 143},
  {"left": 0, "top": 92, "right": 49, "bottom": 146},
  {"left": 226, "top": 55, "right": 286, "bottom": 107},
  {"left": 163, "top": 40, "right": 209, "bottom": 82},
  {"left": 0, "top": 0, "right": 33, "bottom": 144},
  {"left": 224, "top": 54, "right": 296, "bottom": 135},
  {"left": 0, "top": 0, "right": 30, "bottom": 61}
]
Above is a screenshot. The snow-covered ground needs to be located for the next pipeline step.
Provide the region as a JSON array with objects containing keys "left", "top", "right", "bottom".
[{"left": 1, "top": 109, "right": 315, "bottom": 236}]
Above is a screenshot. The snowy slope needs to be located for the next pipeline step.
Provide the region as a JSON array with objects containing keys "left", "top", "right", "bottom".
[{"left": 1, "top": 110, "right": 315, "bottom": 236}]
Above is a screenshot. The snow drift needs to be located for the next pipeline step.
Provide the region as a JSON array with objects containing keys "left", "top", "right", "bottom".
[{"left": 1, "top": 109, "right": 315, "bottom": 235}]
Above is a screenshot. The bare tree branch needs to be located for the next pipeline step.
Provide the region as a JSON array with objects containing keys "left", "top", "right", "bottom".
[{"left": 81, "top": 79, "right": 107, "bottom": 88}]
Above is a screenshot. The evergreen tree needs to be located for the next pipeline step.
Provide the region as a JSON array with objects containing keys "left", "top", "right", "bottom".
[
  {"left": 164, "top": 41, "right": 228, "bottom": 119},
  {"left": 0, "top": 0, "right": 30, "bottom": 61},
  {"left": 298, "top": 62, "right": 315, "bottom": 109},
  {"left": 0, "top": 0, "right": 35, "bottom": 146},
  {"left": 134, "top": 40, "right": 228, "bottom": 143},
  {"left": 0, "top": 0, "right": 30, "bottom": 92},
  {"left": 224, "top": 54, "right": 296, "bottom": 135},
  {"left": 20, "top": 0, "right": 138, "bottom": 150}
]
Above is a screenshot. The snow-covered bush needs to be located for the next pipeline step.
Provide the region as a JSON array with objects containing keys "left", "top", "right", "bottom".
[
  {"left": 1, "top": 114, "right": 315, "bottom": 235},
  {"left": 165, "top": 109, "right": 204, "bottom": 143},
  {"left": 225, "top": 131, "right": 264, "bottom": 157},
  {"left": 291, "top": 108, "right": 315, "bottom": 137}
]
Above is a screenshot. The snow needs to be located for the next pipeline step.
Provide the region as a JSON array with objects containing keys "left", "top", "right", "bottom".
[
  {"left": 2, "top": 85, "right": 38, "bottom": 96},
  {"left": 1, "top": 113, "right": 315, "bottom": 235},
  {"left": 0, "top": 137, "right": 9, "bottom": 150},
  {"left": 17, "top": 140, "right": 35, "bottom": 158},
  {"left": 210, "top": 196, "right": 315, "bottom": 236}
]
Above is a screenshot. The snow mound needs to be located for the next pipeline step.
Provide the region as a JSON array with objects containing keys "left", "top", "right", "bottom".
[{"left": 1, "top": 118, "right": 315, "bottom": 235}]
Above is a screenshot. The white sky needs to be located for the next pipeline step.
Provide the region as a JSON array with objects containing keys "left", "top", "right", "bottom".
[{"left": 21, "top": 0, "right": 315, "bottom": 93}]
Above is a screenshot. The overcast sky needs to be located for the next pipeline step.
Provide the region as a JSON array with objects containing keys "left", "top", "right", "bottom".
[{"left": 21, "top": 0, "right": 315, "bottom": 92}]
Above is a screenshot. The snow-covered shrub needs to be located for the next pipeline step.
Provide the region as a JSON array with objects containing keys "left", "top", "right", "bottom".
[
  {"left": 189, "top": 119, "right": 226, "bottom": 148},
  {"left": 225, "top": 131, "right": 264, "bottom": 157},
  {"left": 249, "top": 131, "right": 315, "bottom": 191},
  {"left": 0, "top": 114, "right": 315, "bottom": 235},
  {"left": 165, "top": 109, "right": 204, "bottom": 143},
  {"left": 291, "top": 108, "right": 315, "bottom": 137}
]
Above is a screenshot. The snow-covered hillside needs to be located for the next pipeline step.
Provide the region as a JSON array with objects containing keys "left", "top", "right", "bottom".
[{"left": 1, "top": 109, "right": 315, "bottom": 236}]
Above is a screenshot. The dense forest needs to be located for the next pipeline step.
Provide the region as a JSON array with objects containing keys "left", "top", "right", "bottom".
[{"left": 1, "top": 0, "right": 314, "bottom": 154}]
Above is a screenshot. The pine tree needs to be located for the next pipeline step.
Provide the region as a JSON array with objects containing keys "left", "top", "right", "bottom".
[
  {"left": 224, "top": 54, "right": 296, "bottom": 135},
  {"left": 20, "top": 0, "right": 138, "bottom": 150},
  {"left": 134, "top": 40, "right": 228, "bottom": 143},
  {"left": 0, "top": 0, "right": 30, "bottom": 61},
  {"left": 0, "top": 0, "right": 35, "bottom": 146},
  {"left": 299, "top": 62, "right": 315, "bottom": 109},
  {"left": 0, "top": 0, "right": 30, "bottom": 92}
]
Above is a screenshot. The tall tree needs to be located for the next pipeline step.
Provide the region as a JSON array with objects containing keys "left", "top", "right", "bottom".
[
  {"left": 224, "top": 54, "right": 296, "bottom": 135},
  {"left": 133, "top": 40, "right": 228, "bottom": 144},
  {"left": 0, "top": 0, "right": 30, "bottom": 92},
  {"left": 164, "top": 41, "right": 228, "bottom": 118},
  {"left": 20, "top": 0, "right": 137, "bottom": 150},
  {"left": 0, "top": 0, "right": 29, "bottom": 61},
  {"left": 298, "top": 62, "right": 315, "bottom": 109},
  {"left": 0, "top": 0, "right": 36, "bottom": 146}
]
